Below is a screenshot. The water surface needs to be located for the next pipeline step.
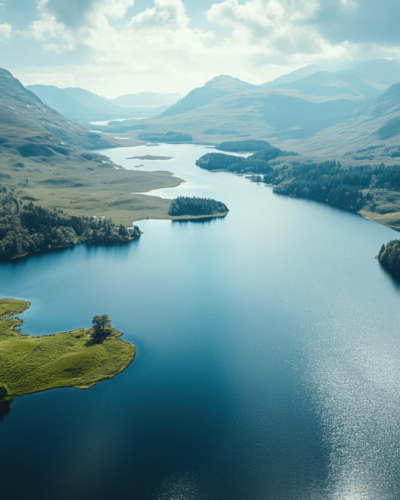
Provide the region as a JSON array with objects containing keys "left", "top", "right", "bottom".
[{"left": 1, "top": 144, "right": 400, "bottom": 499}]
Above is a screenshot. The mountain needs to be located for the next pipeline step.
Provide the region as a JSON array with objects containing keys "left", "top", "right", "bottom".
[
  {"left": 0, "top": 70, "right": 111, "bottom": 150},
  {"left": 263, "top": 59, "right": 400, "bottom": 102},
  {"left": 27, "top": 85, "right": 167, "bottom": 122},
  {"left": 263, "top": 69, "right": 386, "bottom": 101},
  {"left": 160, "top": 75, "right": 257, "bottom": 118},
  {"left": 111, "top": 92, "right": 182, "bottom": 108},
  {"left": 0, "top": 67, "right": 180, "bottom": 225},
  {"left": 140, "top": 85, "right": 365, "bottom": 143},
  {"left": 277, "top": 82, "right": 400, "bottom": 157}
]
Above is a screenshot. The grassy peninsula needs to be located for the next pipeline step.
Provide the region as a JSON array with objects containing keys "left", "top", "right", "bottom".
[{"left": 0, "top": 299, "right": 135, "bottom": 406}]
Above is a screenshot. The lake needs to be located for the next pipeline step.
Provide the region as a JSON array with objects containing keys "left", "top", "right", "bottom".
[{"left": 1, "top": 143, "right": 400, "bottom": 499}]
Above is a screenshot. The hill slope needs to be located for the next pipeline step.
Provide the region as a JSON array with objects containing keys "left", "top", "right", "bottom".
[
  {"left": 280, "top": 81, "right": 400, "bottom": 157},
  {"left": 0, "top": 67, "right": 182, "bottom": 224}
]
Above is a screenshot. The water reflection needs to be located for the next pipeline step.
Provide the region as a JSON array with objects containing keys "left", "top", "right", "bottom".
[{"left": 0, "top": 400, "right": 11, "bottom": 421}]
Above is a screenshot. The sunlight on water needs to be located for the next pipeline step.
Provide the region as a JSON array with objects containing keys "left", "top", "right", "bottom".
[{"left": 305, "top": 305, "right": 400, "bottom": 499}]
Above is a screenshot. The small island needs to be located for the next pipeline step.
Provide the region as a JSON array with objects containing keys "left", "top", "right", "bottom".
[
  {"left": 0, "top": 299, "right": 135, "bottom": 413},
  {"left": 169, "top": 196, "right": 229, "bottom": 218},
  {"left": 127, "top": 155, "right": 173, "bottom": 161},
  {"left": 377, "top": 241, "right": 400, "bottom": 276}
]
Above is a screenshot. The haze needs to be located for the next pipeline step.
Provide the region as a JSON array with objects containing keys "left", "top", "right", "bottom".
[{"left": 1, "top": 0, "right": 400, "bottom": 97}]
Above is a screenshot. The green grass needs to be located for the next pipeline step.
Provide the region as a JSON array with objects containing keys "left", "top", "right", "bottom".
[
  {"left": 0, "top": 298, "right": 30, "bottom": 318},
  {"left": 0, "top": 299, "right": 135, "bottom": 402}
]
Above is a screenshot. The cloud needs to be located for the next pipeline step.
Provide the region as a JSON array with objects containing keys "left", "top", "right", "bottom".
[
  {"left": 0, "top": 21, "right": 11, "bottom": 39},
  {"left": 42, "top": 0, "right": 134, "bottom": 28},
  {"left": 2, "top": 0, "right": 400, "bottom": 96},
  {"left": 311, "top": 0, "right": 400, "bottom": 45}
]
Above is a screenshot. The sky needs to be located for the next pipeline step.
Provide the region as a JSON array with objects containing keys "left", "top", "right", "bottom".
[{"left": 1, "top": 0, "right": 400, "bottom": 97}]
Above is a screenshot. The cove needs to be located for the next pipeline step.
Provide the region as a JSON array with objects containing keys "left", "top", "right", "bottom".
[{"left": 1, "top": 144, "right": 400, "bottom": 499}]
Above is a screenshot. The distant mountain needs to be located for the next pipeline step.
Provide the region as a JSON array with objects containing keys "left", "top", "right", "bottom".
[
  {"left": 263, "top": 59, "right": 400, "bottom": 102},
  {"left": 111, "top": 92, "right": 182, "bottom": 108},
  {"left": 263, "top": 69, "right": 386, "bottom": 101},
  {"left": 0, "top": 69, "right": 111, "bottom": 151},
  {"left": 27, "top": 85, "right": 167, "bottom": 122},
  {"left": 142, "top": 85, "right": 364, "bottom": 142},
  {"left": 160, "top": 75, "right": 257, "bottom": 118},
  {"left": 278, "top": 81, "right": 400, "bottom": 157}
]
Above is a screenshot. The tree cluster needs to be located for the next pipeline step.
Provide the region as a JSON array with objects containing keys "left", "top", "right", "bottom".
[
  {"left": 169, "top": 196, "right": 228, "bottom": 217},
  {"left": 377, "top": 241, "right": 400, "bottom": 276},
  {"left": 196, "top": 144, "right": 296, "bottom": 175},
  {"left": 196, "top": 153, "right": 246, "bottom": 171},
  {"left": 263, "top": 160, "right": 400, "bottom": 212},
  {"left": 0, "top": 186, "right": 141, "bottom": 260}
]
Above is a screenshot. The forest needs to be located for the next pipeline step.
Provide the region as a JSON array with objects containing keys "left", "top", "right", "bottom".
[
  {"left": 377, "top": 241, "right": 400, "bottom": 276},
  {"left": 169, "top": 196, "right": 228, "bottom": 217},
  {"left": 263, "top": 160, "right": 400, "bottom": 212},
  {"left": 196, "top": 143, "right": 296, "bottom": 174},
  {"left": 0, "top": 186, "right": 141, "bottom": 260}
]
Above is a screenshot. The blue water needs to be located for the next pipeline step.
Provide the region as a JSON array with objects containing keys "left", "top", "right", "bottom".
[{"left": 1, "top": 144, "right": 400, "bottom": 499}]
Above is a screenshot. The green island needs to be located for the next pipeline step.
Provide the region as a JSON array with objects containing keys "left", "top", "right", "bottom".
[
  {"left": 0, "top": 299, "right": 135, "bottom": 415},
  {"left": 169, "top": 196, "right": 229, "bottom": 218},
  {"left": 377, "top": 240, "right": 400, "bottom": 276},
  {"left": 126, "top": 155, "right": 173, "bottom": 161}
]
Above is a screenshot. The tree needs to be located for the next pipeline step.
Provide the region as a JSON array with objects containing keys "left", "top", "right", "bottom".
[
  {"left": 91, "top": 314, "right": 112, "bottom": 339},
  {"left": 0, "top": 386, "right": 8, "bottom": 402}
]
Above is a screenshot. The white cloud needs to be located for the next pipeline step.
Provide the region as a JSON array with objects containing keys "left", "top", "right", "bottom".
[
  {"left": 4, "top": 0, "right": 400, "bottom": 96},
  {"left": 0, "top": 22, "right": 11, "bottom": 40}
]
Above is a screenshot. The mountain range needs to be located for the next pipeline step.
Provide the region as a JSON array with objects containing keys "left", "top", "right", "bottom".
[
  {"left": 126, "top": 59, "right": 400, "bottom": 160},
  {"left": 27, "top": 85, "right": 181, "bottom": 123}
]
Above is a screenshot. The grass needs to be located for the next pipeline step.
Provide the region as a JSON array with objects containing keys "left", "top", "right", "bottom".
[
  {"left": 0, "top": 299, "right": 135, "bottom": 402},
  {"left": 0, "top": 298, "right": 30, "bottom": 318}
]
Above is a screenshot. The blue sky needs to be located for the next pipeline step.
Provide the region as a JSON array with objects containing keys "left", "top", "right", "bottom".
[{"left": 0, "top": 0, "right": 399, "bottom": 97}]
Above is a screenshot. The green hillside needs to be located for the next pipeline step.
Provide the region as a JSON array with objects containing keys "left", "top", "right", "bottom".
[{"left": 0, "top": 67, "right": 182, "bottom": 225}]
